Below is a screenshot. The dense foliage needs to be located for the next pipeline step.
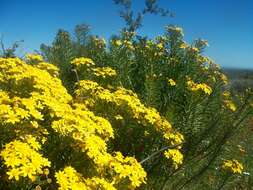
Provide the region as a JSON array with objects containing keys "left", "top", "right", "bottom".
[
  {"left": 38, "top": 25, "right": 253, "bottom": 190},
  {"left": 1, "top": 2, "right": 253, "bottom": 189}
]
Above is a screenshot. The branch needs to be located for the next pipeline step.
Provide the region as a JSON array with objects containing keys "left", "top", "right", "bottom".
[
  {"left": 71, "top": 68, "right": 80, "bottom": 82},
  {"left": 140, "top": 143, "right": 182, "bottom": 165}
]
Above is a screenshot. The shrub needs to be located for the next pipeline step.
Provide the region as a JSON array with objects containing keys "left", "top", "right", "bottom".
[
  {"left": 0, "top": 23, "right": 252, "bottom": 190},
  {"left": 39, "top": 24, "right": 253, "bottom": 189},
  {"left": 0, "top": 55, "right": 183, "bottom": 189}
]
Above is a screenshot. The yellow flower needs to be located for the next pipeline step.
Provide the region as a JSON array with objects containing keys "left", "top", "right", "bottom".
[
  {"left": 0, "top": 139, "right": 51, "bottom": 181},
  {"left": 85, "top": 177, "right": 116, "bottom": 190},
  {"left": 179, "top": 43, "right": 188, "bottom": 49},
  {"left": 7, "top": 168, "right": 21, "bottom": 181},
  {"left": 25, "top": 53, "right": 43, "bottom": 62},
  {"left": 109, "top": 152, "right": 147, "bottom": 188},
  {"left": 123, "top": 40, "right": 134, "bottom": 50},
  {"left": 167, "top": 78, "right": 176, "bottom": 86},
  {"left": 0, "top": 57, "right": 184, "bottom": 189},
  {"left": 200, "top": 83, "right": 212, "bottom": 95},
  {"left": 166, "top": 25, "right": 184, "bottom": 36},
  {"left": 190, "top": 47, "right": 199, "bottom": 52},
  {"left": 75, "top": 79, "right": 184, "bottom": 171},
  {"left": 114, "top": 114, "right": 123, "bottom": 120},
  {"left": 223, "top": 91, "right": 231, "bottom": 98},
  {"left": 71, "top": 57, "right": 95, "bottom": 67},
  {"left": 35, "top": 185, "right": 42, "bottom": 190},
  {"left": 92, "top": 67, "right": 117, "bottom": 78},
  {"left": 43, "top": 168, "right": 50, "bottom": 175},
  {"left": 56, "top": 167, "right": 116, "bottom": 190},
  {"left": 35, "top": 62, "right": 59, "bottom": 77},
  {"left": 114, "top": 39, "right": 122, "bottom": 46},
  {"left": 157, "top": 43, "right": 164, "bottom": 49},
  {"left": 55, "top": 167, "right": 86, "bottom": 190},
  {"left": 144, "top": 130, "right": 150, "bottom": 136},
  {"left": 5, "top": 110, "right": 20, "bottom": 124},
  {"left": 47, "top": 178, "right": 52, "bottom": 184},
  {"left": 187, "top": 79, "right": 212, "bottom": 95},
  {"left": 92, "top": 37, "right": 106, "bottom": 48},
  {"left": 224, "top": 100, "right": 237, "bottom": 112},
  {"left": 164, "top": 149, "right": 183, "bottom": 169},
  {"left": 220, "top": 73, "right": 229, "bottom": 84},
  {"left": 25, "top": 135, "right": 41, "bottom": 150},
  {"left": 222, "top": 159, "right": 243, "bottom": 174}
]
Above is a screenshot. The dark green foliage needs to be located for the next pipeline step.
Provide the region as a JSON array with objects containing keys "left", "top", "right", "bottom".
[{"left": 40, "top": 29, "right": 75, "bottom": 91}]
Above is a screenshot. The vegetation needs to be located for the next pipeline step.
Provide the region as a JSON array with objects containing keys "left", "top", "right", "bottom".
[{"left": 1, "top": 1, "right": 253, "bottom": 189}]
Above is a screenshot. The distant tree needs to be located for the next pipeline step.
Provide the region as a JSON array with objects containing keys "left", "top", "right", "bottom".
[
  {"left": 113, "top": 0, "right": 174, "bottom": 31},
  {"left": 0, "top": 37, "right": 23, "bottom": 58},
  {"left": 74, "top": 23, "right": 91, "bottom": 45}
]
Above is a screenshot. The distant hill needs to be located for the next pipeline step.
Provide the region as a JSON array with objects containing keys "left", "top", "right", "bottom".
[
  {"left": 223, "top": 68, "right": 253, "bottom": 92},
  {"left": 223, "top": 68, "right": 253, "bottom": 79}
]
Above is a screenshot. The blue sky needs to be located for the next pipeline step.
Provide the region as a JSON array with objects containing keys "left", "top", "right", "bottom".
[{"left": 1, "top": 0, "right": 253, "bottom": 68}]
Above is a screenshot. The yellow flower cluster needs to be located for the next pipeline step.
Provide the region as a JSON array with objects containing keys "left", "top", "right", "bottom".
[
  {"left": 0, "top": 57, "right": 71, "bottom": 126},
  {"left": 35, "top": 61, "right": 59, "bottom": 77},
  {"left": 25, "top": 53, "right": 44, "bottom": 62},
  {"left": 223, "top": 91, "right": 237, "bottom": 111},
  {"left": 144, "top": 40, "right": 153, "bottom": 49},
  {"left": 164, "top": 149, "right": 184, "bottom": 169},
  {"left": 92, "top": 67, "right": 117, "bottom": 78},
  {"left": 190, "top": 47, "right": 199, "bottom": 53},
  {"left": 55, "top": 167, "right": 87, "bottom": 190},
  {"left": 0, "top": 56, "right": 184, "bottom": 189},
  {"left": 0, "top": 57, "right": 147, "bottom": 189},
  {"left": 75, "top": 79, "right": 184, "bottom": 163},
  {"left": 92, "top": 37, "right": 106, "bottom": 48},
  {"left": 123, "top": 40, "right": 134, "bottom": 50},
  {"left": 224, "top": 100, "right": 237, "bottom": 112},
  {"left": 220, "top": 73, "right": 229, "bottom": 85},
  {"left": 112, "top": 39, "right": 122, "bottom": 47},
  {"left": 53, "top": 133, "right": 146, "bottom": 189},
  {"left": 71, "top": 57, "right": 117, "bottom": 80},
  {"left": 71, "top": 57, "right": 95, "bottom": 67},
  {"left": 167, "top": 78, "right": 176, "bottom": 86},
  {"left": 163, "top": 132, "right": 184, "bottom": 147},
  {"left": 85, "top": 177, "right": 116, "bottom": 190},
  {"left": 166, "top": 25, "right": 184, "bottom": 36},
  {"left": 222, "top": 159, "right": 243, "bottom": 174},
  {"left": 187, "top": 79, "right": 212, "bottom": 95},
  {"left": 52, "top": 101, "right": 146, "bottom": 188},
  {"left": 114, "top": 114, "right": 123, "bottom": 121},
  {"left": 0, "top": 57, "right": 73, "bottom": 183},
  {"left": 0, "top": 138, "right": 50, "bottom": 181},
  {"left": 52, "top": 106, "right": 114, "bottom": 140},
  {"left": 109, "top": 152, "right": 147, "bottom": 187},
  {"left": 141, "top": 40, "right": 164, "bottom": 57},
  {"left": 49, "top": 95, "right": 147, "bottom": 188},
  {"left": 157, "top": 42, "right": 164, "bottom": 50},
  {"left": 179, "top": 43, "right": 188, "bottom": 49},
  {"left": 55, "top": 167, "right": 116, "bottom": 190}
]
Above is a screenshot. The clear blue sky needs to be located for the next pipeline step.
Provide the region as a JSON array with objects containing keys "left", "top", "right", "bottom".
[{"left": 1, "top": 0, "right": 253, "bottom": 68}]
